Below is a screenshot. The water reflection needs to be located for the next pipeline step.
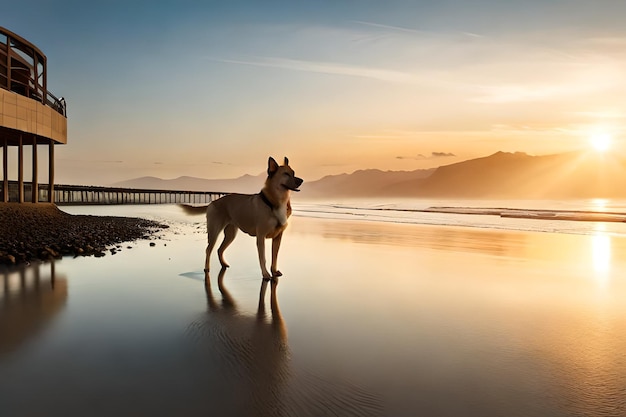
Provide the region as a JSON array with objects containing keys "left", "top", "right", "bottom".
[
  {"left": 532, "top": 304, "right": 626, "bottom": 416},
  {"left": 296, "top": 217, "right": 529, "bottom": 257},
  {"left": 189, "top": 268, "right": 382, "bottom": 417},
  {"left": 190, "top": 268, "right": 290, "bottom": 416},
  {"left": 591, "top": 224, "right": 611, "bottom": 279},
  {"left": 0, "top": 261, "right": 67, "bottom": 357}
]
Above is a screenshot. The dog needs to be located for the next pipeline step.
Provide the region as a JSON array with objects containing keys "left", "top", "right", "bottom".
[{"left": 205, "top": 157, "right": 303, "bottom": 279}]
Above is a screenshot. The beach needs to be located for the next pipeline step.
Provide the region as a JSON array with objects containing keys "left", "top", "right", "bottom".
[{"left": 1, "top": 204, "right": 626, "bottom": 416}]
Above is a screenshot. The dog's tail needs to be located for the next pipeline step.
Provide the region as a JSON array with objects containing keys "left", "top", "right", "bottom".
[{"left": 179, "top": 203, "right": 210, "bottom": 216}]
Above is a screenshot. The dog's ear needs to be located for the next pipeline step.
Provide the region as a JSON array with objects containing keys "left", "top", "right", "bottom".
[
  {"left": 268, "top": 157, "right": 279, "bottom": 176},
  {"left": 284, "top": 156, "right": 289, "bottom": 166}
]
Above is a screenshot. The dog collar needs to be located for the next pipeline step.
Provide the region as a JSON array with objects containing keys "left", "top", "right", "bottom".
[{"left": 259, "top": 191, "right": 275, "bottom": 209}]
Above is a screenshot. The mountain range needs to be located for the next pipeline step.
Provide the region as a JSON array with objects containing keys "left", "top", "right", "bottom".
[
  {"left": 111, "top": 151, "right": 626, "bottom": 199},
  {"left": 112, "top": 174, "right": 266, "bottom": 194}
]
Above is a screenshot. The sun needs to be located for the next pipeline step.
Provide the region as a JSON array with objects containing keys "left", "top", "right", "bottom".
[{"left": 589, "top": 132, "right": 612, "bottom": 152}]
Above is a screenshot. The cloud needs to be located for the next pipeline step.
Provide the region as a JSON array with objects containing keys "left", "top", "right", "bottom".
[
  {"left": 396, "top": 154, "right": 426, "bottom": 160},
  {"left": 566, "top": 110, "right": 626, "bottom": 120},
  {"left": 461, "top": 32, "right": 485, "bottom": 38},
  {"left": 58, "top": 159, "right": 123, "bottom": 164},
  {"left": 469, "top": 83, "right": 597, "bottom": 104},
  {"left": 397, "top": 152, "right": 456, "bottom": 160},
  {"left": 351, "top": 20, "right": 425, "bottom": 35},
  {"left": 353, "top": 21, "right": 485, "bottom": 39},
  {"left": 148, "top": 161, "right": 233, "bottom": 167},
  {"left": 431, "top": 152, "right": 456, "bottom": 158},
  {"left": 213, "top": 56, "right": 418, "bottom": 84},
  {"left": 467, "top": 53, "right": 626, "bottom": 104}
]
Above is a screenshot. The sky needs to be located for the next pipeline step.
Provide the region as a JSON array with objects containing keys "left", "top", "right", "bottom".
[{"left": 4, "top": 0, "right": 626, "bottom": 185}]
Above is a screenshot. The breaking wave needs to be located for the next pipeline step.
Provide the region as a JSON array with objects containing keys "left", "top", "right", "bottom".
[{"left": 292, "top": 199, "right": 626, "bottom": 237}]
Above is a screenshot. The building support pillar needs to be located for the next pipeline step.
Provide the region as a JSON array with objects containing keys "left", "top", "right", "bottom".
[
  {"left": 18, "top": 134, "right": 24, "bottom": 203},
  {"left": 2, "top": 137, "right": 7, "bottom": 203},
  {"left": 32, "top": 136, "right": 38, "bottom": 203},
  {"left": 48, "top": 139, "right": 55, "bottom": 203}
]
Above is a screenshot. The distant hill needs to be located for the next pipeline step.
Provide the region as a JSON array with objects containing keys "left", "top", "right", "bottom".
[
  {"left": 111, "top": 173, "right": 265, "bottom": 194},
  {"left": 111, "top": 151, "right": 626, "bottom": 199},
  {"left": 408, "top": 151, "right": 626, "bottom": 198},
  {"left": 303, "top": 168, "right": 435, "bottom": 198},
  {"left": 305, "top": 151, "right": 626, "bottom": 198}
]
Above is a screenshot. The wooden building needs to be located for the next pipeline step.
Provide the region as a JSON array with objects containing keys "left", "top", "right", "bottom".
[{"left": 0, "top": 26, "right": 67, "bottom": 203}]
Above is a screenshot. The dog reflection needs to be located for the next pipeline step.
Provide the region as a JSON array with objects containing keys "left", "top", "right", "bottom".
[
  {"left": 204, "top": 267, "right": 287, "bottom": 347},
  {"left": 194, "top": 267, "right": 289, "bottom": 416},
  {"left": 192, "top": 268, "right": 384, "bottom": 417}
]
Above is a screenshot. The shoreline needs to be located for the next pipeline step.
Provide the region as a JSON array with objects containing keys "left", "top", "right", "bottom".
[{"left": 0, "top": 203, "right": 167, "bottom": 266}]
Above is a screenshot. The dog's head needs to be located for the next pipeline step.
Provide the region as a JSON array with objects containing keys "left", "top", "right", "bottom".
[{"left": 267, "top": 156, "right": 303, "bottom": 192}]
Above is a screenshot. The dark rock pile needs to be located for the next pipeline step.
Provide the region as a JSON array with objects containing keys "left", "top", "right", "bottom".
[{"left": 0, "top": 203, "right": 167, "bottom": 266}]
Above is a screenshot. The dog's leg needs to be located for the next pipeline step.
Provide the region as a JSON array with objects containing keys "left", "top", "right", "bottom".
[
  {"left": 271, "top": 231, "right": 283, "bottom": 277},
  {"left": 205, "top": 230, "right": 219, "bottom": 273},
  {"left": 205, "top": 219, "right": 223, "bottom": 272},
  {"left": 256, "top": 235, "right": 272, "bottom": 279},
  {"left": 218, "top": 224, "right": 238, "bottom": 268}
]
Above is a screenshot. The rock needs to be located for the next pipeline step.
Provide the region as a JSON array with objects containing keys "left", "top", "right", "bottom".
[
  {"left": 44, "top": 246, "right": 59, "bottom": 257},
  {"left": 0, "top": 254, "right": 16, "bottom": 264}
]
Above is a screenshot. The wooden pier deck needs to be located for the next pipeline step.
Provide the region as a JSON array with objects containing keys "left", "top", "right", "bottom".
[{"left": 2, "top": 181, "right": 227, "bottom": 205}]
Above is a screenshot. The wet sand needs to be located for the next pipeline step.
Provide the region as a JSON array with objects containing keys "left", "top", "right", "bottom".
[{"left": 1, "top": 210, "right": 626, "bottom": 416}]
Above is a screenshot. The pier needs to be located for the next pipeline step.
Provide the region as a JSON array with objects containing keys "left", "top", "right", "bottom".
[
  {"left": 51, "top": 183, "right": 226, "bottom": 205},
  {"left": 2, "top": 181, "right": 226, "bottom": 205}
]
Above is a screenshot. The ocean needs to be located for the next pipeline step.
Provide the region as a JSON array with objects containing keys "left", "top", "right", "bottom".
[{"left": 294, "top": 198, "right": 626, "bottom": 236}]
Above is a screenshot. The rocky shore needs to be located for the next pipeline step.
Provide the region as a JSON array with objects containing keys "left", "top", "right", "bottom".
[{"left": 0, "top": 203, "right": 167, "bottom": 266}]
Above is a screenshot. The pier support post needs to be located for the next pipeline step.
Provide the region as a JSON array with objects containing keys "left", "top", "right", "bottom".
[
  {"left": 18, "top": 134, "right": 24, "bottom": 203},
  {"left": 32, "top": 137, "right": 38, "bottom": 203},
  {"left": 48, "top": 139, "right": 55, "bottom": 203},
  {"left": 2, "top": 137, "right": 7, "bottom": 202}
]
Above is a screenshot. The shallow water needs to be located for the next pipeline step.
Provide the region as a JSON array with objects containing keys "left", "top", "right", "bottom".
[{"left": 2, "top": 203, "right": 626, "bottom": 416}]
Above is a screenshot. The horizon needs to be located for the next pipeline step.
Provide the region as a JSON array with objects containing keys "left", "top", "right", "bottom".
[
  {"left": 110, "top": 149, "right": 530, "bottom": 185},
  {"left": 112, "top": 148, "right": 615, "bottom": 186},
  {"left": 3, "top": 1, "right": 626, "bottom": 185}
]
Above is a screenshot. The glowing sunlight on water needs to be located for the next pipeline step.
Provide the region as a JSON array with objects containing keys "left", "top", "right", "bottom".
[
  {"left": 591, "top": 198, "right": 608, "bottom": 211},
  {"left": 591, "top": 224, "right": 611, "bottom": 284}
]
